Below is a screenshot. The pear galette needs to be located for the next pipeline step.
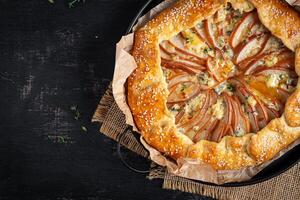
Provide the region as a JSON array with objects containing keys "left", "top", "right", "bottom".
[{"left": 128, "top": 0, "right": 300, "bottom": 170}]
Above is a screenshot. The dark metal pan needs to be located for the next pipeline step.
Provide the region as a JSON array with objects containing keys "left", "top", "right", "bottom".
[{"left": 118, "top": 0, "right": 300, "bottom": 187}]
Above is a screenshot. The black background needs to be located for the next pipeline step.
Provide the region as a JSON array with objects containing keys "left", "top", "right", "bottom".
[{"left": 0, "top": 0, "right": 212, "bottom": 199}]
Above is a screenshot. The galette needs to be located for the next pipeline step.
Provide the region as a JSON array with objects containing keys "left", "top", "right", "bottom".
[{"left": 128, "top": 0, "right": 300, "bottom": 170}]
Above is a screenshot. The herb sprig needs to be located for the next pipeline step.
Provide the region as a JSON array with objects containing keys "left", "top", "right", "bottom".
[{"left": 48, "top": 0, "right": 86, "bottom": 8}]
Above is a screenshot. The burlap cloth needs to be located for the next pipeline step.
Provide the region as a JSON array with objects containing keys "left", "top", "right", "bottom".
[{"left": 92, "top": 83, "right": 300, "bottom": 200}]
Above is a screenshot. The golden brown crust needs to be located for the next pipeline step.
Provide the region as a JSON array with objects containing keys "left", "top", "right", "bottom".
[
  {"left": 127, "top": 0, "right": 300, "bottom": 169},
  {"left": 187, "top": 134, "right": 257, "bottom": 169},
  {"left": 296, "top": 47, "right": 300, "bottom": 75},
  {"left": 285, "top": 89, "right": 300, "bottom": 127},
  {"left": 285, "top": 47, "right": 300, "bottom": 127},
  {"left": 248, "top": 116, "right": 300, "bottom": 162},
  {"left": 248, "top": 0, "right": 300, "bottom": 51}
]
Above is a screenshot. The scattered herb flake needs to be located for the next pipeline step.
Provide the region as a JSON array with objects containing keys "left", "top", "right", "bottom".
[
  {"left": 171, "top": 107, "right": 179, "bottom": 112},
  {"left": 48, "top": 0, "right": 54, "bottom": 3},
  {"left": 227, "top": 84, "right": 235, "bottom": 92},
  {"left": 185, "top": 36, "right": 194, "bottom": 44},
  {"left": 69, "top": 0, "right": 85, "bottom": 8},
  {"left": 81, "top": 126, "right": 87, "bottom": 132},
  {"left": 180, "top": 84, "right": 188, "bottom": 92},
  {"left": 57, "top": 136, "right": 65, "bottom": 143},
  {"left": 70, "top": 105, "right": 78, "bottom": 111},
  {"left": 70, "top": 105, "right": 81, "bottom": 120},
  {"left": 171, "top": 107, "right": 181, "bottom": 112},
  {"left": 74, "top": 110, "right": 80, "bottom": 120},
  {"left": 47, "top": 135, "right": 70, "bottom": 144},
  {"left": 203, "top": 47, "right": 213, "bottom": 54}
]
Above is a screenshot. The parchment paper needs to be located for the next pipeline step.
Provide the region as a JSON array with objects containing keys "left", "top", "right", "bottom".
[
  {"left": 112, "top": 0, "right": 300, "bottom": 184},
  {"left": 287, "top": 0, "right": 300, "bottom": 7}
]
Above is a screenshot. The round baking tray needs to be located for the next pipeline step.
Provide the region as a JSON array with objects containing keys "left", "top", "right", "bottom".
[{"left": 119, "top": 0, "right": 300, "bottom": 187}]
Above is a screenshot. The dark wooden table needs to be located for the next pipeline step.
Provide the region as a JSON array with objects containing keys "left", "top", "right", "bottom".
[{"left": 0, "top": 0, "right": 212, "bottom": 199}]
